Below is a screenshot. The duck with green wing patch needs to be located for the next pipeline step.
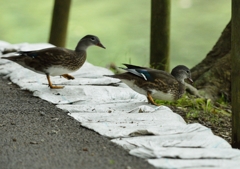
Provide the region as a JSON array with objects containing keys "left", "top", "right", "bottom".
[{"left": 106, "top": 64, "right": 193, "bottom": 106}]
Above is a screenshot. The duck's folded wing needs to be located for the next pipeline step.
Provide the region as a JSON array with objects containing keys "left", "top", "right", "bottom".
[{"left": 19, "top": 48, "right": 82, "bottom": 65}]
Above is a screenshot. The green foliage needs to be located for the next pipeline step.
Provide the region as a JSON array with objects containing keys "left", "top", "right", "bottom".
[
  {"left": 0, "top": 0, "right": 230, "bottom": 69},
  {"left": 155, "top": 94, "right": 231, "bottom": 120},
  {"left": 157, "top": 94, "right": 232, "bottom": 143}
]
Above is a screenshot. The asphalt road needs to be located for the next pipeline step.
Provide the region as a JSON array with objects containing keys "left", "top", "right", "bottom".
[{"left": 0, "top": 75, "right": 155, "bottom": 169}]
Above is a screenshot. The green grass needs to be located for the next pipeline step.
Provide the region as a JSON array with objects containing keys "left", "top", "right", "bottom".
[
  {"left": 158, "top": 94, "right": 232, "bottom": 144},
  {"left": 0, "top": 0, "right": 230, "bottom": 70},
  {"left": 155, "top": 94, "right": 231, "bottom": 118}
]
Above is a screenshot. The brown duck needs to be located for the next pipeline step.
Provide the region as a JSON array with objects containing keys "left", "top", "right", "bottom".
[
  {"left": 105, "top": 64, "right": 193, "bottom": 105},
  {"left": 2, "top": 35, "right": 105, "bottom": 89}
]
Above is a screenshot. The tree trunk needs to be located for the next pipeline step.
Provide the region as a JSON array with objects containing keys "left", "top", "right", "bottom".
[
  {"left": 190, "top": 21, "right": 231, "bottom": 101},
  {"left": 150, "top": 0, "right": 170, "bottom": 71},
  {"left": 231, "top": 0, "right": 240, "bottom": 148},
  {"left": 49, "top": 0, "right": 71, "bottom": 47}
]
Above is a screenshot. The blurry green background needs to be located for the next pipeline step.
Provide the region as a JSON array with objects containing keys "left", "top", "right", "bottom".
[{"left": 0, "top": 0, "right": 230, "bottom": 70}]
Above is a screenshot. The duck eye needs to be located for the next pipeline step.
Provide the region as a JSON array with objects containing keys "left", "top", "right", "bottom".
[{"left": 90, "top": 37, "right": 95, "bottom": 41}]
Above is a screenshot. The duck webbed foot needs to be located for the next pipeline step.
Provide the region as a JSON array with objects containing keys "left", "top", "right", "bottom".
[
  {"left": 61, "top": 74, "right": 75, "bottom": 80},
  {"left": 46, "top": 75, "right": 64, "bottom": 89},
  {"left": 147, "top": 92, "right": 161, "bottom": 106}
]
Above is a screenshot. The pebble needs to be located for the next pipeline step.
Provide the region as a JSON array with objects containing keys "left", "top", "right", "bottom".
[{"left": 40, "top": 111, "right": 45, "bottom": 116}]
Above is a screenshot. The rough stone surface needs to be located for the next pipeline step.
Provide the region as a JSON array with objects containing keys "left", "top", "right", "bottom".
[{"left": 0, "top": 75, "right": 155, "bottom": 169}]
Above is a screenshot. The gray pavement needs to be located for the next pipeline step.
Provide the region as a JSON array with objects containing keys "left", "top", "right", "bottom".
[{"left": 0, "top": 75, "right": 155, "bottom": 169}]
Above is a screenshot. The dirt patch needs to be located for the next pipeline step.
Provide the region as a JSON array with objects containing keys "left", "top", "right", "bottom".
[{"left": 170, "top": 105, "right": 232, "bottom": 144}]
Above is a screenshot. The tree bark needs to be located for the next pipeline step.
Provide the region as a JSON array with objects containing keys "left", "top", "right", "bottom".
[
  {"left": 49, "top": 0, "right": 71, "bottom": 47},
  {"left": 150, "top": 0, "right": 170, "bottom": 71},
  {"left": 190, "top": 21, "right": 231, "bottom": 101},
  {"left": 231, "top": 0, "right": 240, "bottom": 148}
]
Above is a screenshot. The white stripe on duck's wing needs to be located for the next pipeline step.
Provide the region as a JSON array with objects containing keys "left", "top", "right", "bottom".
[
  {"left": 134, "top": 68, "right": 153, "bottom": 81},
  {"left": 127, "top": 69, "right": 148, "bottom": 81},
  {"left": 120, "top": 67, "right": 148, "bottom": 81},
  {"left": 140, "top": 73, "right": 147, "bottom": 80},
  {"left": 120, "top": 64, "right": 154, "bottom": 81}
]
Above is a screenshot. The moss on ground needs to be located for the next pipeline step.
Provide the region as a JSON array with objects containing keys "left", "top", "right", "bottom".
[{"left": 155, "top": 94, "right": 232, "bottom": 144}]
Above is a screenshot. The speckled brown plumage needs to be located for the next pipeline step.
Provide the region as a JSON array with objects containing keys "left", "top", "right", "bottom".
[
  {"left": 17, "top": 48, "right": 87, "bottom": 72},
  {"left": 106, "top": 64, "right": 192, "bottom": 105},
  {"left": 2, "top": 35, "right": 105, "bottom": 89}
]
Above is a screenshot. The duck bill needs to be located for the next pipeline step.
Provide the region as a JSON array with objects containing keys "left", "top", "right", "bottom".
[
  {"left": 96, "top": 43, "right": 106, "bottom": 49},
  {"left": 188, "top": 78, "right": 193, "bottom": 83}
]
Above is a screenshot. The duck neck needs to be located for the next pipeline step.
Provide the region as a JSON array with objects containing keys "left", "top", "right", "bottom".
[
  {"left": 75, "top": 40, "right": 91, "bottom": 52},
  {"left": 175, "top": 76, "right": 185, "bottom": 84}
]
